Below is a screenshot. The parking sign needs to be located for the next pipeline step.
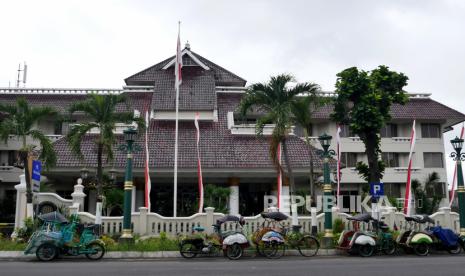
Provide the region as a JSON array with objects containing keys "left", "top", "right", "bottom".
[
  {"left": 32, "top": 160, "right": 41, "bottom": 193},
  {"left": 369, "top": 182, "right": 384, "bottom": 198}
]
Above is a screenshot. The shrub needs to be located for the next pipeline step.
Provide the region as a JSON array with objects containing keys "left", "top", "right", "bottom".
[{"left": 332, "top": 218, "right": 345, "bottom": 234}]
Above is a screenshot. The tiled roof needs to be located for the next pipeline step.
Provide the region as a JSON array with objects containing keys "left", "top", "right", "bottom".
[
  {"left": 0, "top": 92, "right": 153, "bottom": 114},
  {"left": 124, "top": 49, "right": 246, "bottom": 86},
  {"left": 52, "top": 93, "right": 324, "bottom": 171},
  {"left": 312, "top": 98, "right": 465, "bottom": 126},
  {"left": 151, "top": 66, "right": 217, "bottom": 111}
]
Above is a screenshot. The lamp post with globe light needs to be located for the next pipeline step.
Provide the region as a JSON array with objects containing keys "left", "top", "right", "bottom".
[{"left": 450, "top": 136, "right": 465, "bottom": 236}]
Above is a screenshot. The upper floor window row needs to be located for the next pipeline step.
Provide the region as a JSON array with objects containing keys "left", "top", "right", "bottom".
[{"left": 421, "top": 123, "right": 441, "bottom": 138}]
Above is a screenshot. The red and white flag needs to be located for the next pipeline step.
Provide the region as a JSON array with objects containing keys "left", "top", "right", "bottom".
[
  {"left": 144, "top": 110, "right": 151, "bottom": 211},
  {"left": 277, "top": 143, "right": 283, "bottom": 210},
  {"left": 175, "top": 23, "right": 183, "bottom": 89},
  {"left": 449, "top": 123, "right": 465, "bottom": 207},
  {"left": 194, "top": 113, "right": 204, "bottom": 213},
  {"left": 336, "top": 125, "right": 342, "bottom": 208},
  {"left": 403, "top": 120, "right": 416, "bottom": 216}
]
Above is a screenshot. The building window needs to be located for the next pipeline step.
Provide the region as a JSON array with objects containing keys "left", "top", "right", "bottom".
[
  {"left": 294, "top": 124, "right": 312, "bottom": 137},
  {"left": 8, "top": 151, "right": 17, "bottom": 166},
  {"left": 380, "top": 124, "right": 398, "bottom": 138},
  {"left": 381, "top": 152, "right": 399, "bottom": 167},
  {"left": 423, "top": 152, "right": 444, "bottom": 168},
  {"left": 384, "top": 183, "right": 401, "bottom": 198},
  {"left": 340, "top": 152, "right": 357, "bottom": 167},
  {"left": 54, "top": 122, "right": 63, "bottom": 135},
  {"left": 421, "top": 123, "right": 441, "bottom": 138},
  {"left": 340, "top": 124, "right": 356, "bottom": 137}
]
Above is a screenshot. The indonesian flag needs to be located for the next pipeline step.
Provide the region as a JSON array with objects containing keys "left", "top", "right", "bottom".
[
  {"left": 336, "top": 125, "right": 342, "bottom": 208},
  {"left": 277, "top": 143, "right": 283, "bottom": 210},
  {"left": 175, "top": 23, "right": 182, "bottom": 89},
  {"left": 403, "top": 120, "right": 416, "bottom": 216},
  {"left": 144, "top": 110, "right": 151, "bottom": 210},
  {"left": 449, "top": 123, "right": 465, "bottom": 207},
  {"left": 194, "top": 113, "right": 204, "bottom": 213}
]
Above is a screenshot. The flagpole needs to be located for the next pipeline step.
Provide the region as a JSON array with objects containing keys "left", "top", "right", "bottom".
[{"left": 173, "top": 21, "right": 181, "bottom": 217}]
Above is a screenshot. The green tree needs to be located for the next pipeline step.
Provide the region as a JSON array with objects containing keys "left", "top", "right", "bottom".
[
  {"left": 67, "top": 93, "right": 145, "bottom": 203},
  {"left": 238, "top": 74, "right": 320, "bottom": 199},
  {"left": 0, "top": 97, "right": 57, "bottom": 204},
  {"left": 412, "top": 172, "right": 442, "bottom": 214},
  {"left": 204, "top": 184, "right": 230, "bottom": 213},
  {"left": 331, "top": 66, "right": 408, "bottom": 184},
  {"left": 291, "top": 92, "right": 326, "bottom": 202}
]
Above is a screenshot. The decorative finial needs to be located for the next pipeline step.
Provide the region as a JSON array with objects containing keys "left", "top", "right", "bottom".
[{"left": 185, "top": 40, "right": 190, "bottom": 50}]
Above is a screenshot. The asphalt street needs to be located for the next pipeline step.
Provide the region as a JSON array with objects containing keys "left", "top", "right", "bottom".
[{"left": 1, "top": 255, "right": 464, "bottom": 276}]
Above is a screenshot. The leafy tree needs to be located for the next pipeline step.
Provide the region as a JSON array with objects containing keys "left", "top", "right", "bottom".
[
  {"left": 238, "top": 74, "right": 320, "bottom": 198},
  {"left": 412, "top": 172, "right": 442, "bottom": 214},
  {"left": 67, "top": 93, "right": 145, "bottom": 203},
  {"left": 204, "top": 184, "right": 230, "bottom": 213},
  {"left": 331, "top": 66, "right": 408, "bottom": 184},
  {"left": 0, "top": 97, "right": 57, "bottom": 204}
]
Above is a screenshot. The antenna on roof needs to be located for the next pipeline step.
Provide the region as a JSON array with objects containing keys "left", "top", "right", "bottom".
[{"left": 15, "top": 62, "right": 27, "bottom": 88}]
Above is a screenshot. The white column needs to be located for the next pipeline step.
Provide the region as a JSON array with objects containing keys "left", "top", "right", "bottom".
[
  {"left": 228, "top": 177, "right": 239, "bottom": 215},
  {"left": 13, "top": 175, "right": 27, "bottom": 232},
  {"left": 281, "top": 179, "right": 291, "bottom": 215},
  {"left": 131, "top": 186, "right": 136, "bottom": 213},
  {"left": 71, "top": 178, "right": 86, "bottom": 211}
]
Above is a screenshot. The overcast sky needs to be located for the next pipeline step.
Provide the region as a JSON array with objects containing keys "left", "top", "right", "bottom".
[{"left": 1, "top": 0, "right": 464, "bottom": 185}]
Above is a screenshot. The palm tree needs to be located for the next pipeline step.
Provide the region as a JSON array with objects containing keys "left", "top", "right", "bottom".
[
  {"left": 238, "top": 74, "right": 320, "bottom": 199},
  {"left": 0, "top": 97, "right": 57, "bottom": 204},
  {"left": 67, "top": 93, "right": 145, "bottom": 203},
  {"left": 291, "top": 90, "right": 324, "bottom": 203}
]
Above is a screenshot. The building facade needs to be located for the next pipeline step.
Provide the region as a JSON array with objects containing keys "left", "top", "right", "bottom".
[{"left": 1, "top": 45, "right": 464, "bottom": 220}]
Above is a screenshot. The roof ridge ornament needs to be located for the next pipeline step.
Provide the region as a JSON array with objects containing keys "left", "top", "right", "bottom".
[{"left": 185, "top": 40, "right": 190, "bottom": 50}]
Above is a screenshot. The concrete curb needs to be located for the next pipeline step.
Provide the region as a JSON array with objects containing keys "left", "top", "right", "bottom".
[{"left": 0, "top": 249, "right": 340, "bottom": 259}]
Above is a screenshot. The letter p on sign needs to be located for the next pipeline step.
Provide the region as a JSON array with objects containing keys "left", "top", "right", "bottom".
[{"left": 370, "top": 182, "right": 384, "bottom": 199}]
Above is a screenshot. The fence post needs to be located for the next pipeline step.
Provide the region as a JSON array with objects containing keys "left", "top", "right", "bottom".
[
  {"left": 68, "top": 205, "right": 79, "bottom": 215},
  {"left": 380, "top": 206, "right": 396, "bottom": 229},
  {"left": 139, "top": 207, "right": 148, "bottom": 236},
  {"left": 205, "top": 207, "right": 215, "bottom": 234},
  {"left": 438, "top": 207, "right": 452, "bottom": 228},
  {"left": 11, "top": 175, "right": 27, "bottom": 238},
  {"left": 71, "top": 178, "right": 86, "bottom": 212}
]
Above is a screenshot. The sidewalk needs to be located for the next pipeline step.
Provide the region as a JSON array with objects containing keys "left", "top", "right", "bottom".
[{"left": 0, "top": 249, "right": 339, "bottom": 260}]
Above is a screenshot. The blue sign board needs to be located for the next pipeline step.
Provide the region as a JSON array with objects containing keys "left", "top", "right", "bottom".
[
  {"left": 370, "top": 182, "right": 384, "bottom": 198},
  {"left": 32, "top": 160, "right": 41, "bottom": 181}
]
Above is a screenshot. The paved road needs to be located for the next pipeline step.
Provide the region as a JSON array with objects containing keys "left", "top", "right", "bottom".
[{"left": 1, "top": 255, "right": 464, "bottom": 276}]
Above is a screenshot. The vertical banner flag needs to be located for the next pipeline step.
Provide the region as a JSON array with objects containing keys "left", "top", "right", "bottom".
[
  {"left": 194, "top": 113, "right": 204, "bottom": 213},
  {"left": 173, "top": 22, "right": 183, "bottom": 217},
  {"left": 277, "top": 143, "right": 283, "bottom": 210},
  {"left": 403, "top": 120, "right": 416, "bottom": 216},
  {"left": 449, "top": 123, "right": 465, "bottom": 207},
  {"left": 144, "top": 110, "right": 151, "bottom": 211},
  {"left": 336, "top": 125, "right": 342, "bottom": 208}
]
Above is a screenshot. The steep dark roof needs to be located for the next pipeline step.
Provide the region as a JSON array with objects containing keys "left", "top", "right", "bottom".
[
  {"left": 124, "top": 49, "right": 247, "bottom": 87},
  {"left": 312, "top": 98, "right": 465, "bottom": 127},
  {"left": 0, "top": 92, "right": 153, "bottom": 114},
  {"left": 51, "top": 93, "right": 323, "bottom": 171},
  {"left": 150, "top": 66, "right": 217, "bottom": 111}
]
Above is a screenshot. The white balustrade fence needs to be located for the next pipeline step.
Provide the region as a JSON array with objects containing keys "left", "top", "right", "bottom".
[{"left": 12, "top": 176, "right": 463, "bottom": 237}]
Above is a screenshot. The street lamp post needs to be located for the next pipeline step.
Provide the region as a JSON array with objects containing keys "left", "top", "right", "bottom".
[
  {"left": 450, "top": 136, "right": 465, "bottom": 236},
  {"left": 119, "top": 127, "right": 140, "bottom": 243},
  {"left": 318, "top": 133, "right": 335, "bottom": 245}
]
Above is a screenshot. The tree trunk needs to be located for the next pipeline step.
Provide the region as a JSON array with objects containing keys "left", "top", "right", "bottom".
[
  {"left": 304, "top": 128, "right": 316, "bottom": 207},
  {"left": 97, "top": 142, "right": 103, "bottom": 202},
  {"left": 282, "top": 139, "right": 295, "bottom": 202},
  {"left": 365, "top": 132, "right": 381, "bottom": 184},
  {"left": 20, "top": 150, "right": 33, "bottom": 204}
]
